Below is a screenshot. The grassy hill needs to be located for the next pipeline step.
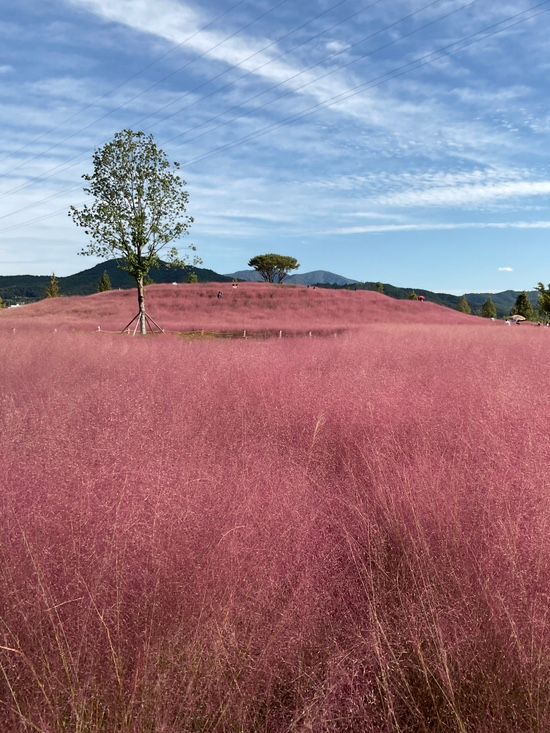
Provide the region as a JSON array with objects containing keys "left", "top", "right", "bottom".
[
  {"left": 324, "top": 281, "right": 539, "bottom": 318},
  {"left": 0, "top": 281, "right": 477, "bottom": 334},
  {"left": 0, "top": 260, "right": 539, "bottom": 318}
]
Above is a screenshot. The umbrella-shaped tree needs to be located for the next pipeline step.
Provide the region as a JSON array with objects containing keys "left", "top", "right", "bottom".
[{"left": 248, "top": 253, "right": 299, "bottom": 284}]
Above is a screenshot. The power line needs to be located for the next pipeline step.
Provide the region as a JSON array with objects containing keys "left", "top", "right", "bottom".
[
  {"left": 181, "top": 2, "right": 550, "bottom": 167},
  {"left": 161, "top": 0, "right": 476, "bottom": 150},
  {"left": 115, "top": 0, "right": 379, "bottom": 135},
  {"left": 0, "top": 205, "right": 81, "bottom": 234},
  {"left": 0, "top": 0, "right": 458, "bottom": 204},
  {"left": 0, "top": 0, "right": 292, "bottom": 187},
  {"left": 0, "top": 2, "right": 546, "bottom": 235},
  {"left": 0, "top": 0, "right": 357, "bottom": 200},
  {"left": 0, "top": 0, "right": 251, "bottom": 167}
]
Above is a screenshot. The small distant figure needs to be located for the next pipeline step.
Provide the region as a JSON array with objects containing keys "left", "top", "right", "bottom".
[
  {"left": 217, "top": 290, "right": 223, "bottom": 299},
  {"left": 505, "top": 320, "right": 511, "bottom": 326},
  {"left": 232, "top": 280, "right": 238, "bottom": 288},
  {"left": 418, "top": 295, "right": 425, "bottom": 302}
]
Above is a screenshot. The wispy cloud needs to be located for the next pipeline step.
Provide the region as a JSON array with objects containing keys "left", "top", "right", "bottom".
[
  {"left": 377, "top": 180, "right": 550, "bottom": 208},
  {"left": 329, "top": 220, "right": 550, "bottom": 235},
  {"left": 498, "top": 266, "right": 514, "bottom": 272},
  {"left": 325, "top": 40, "right": 349, "bottom": 54}
]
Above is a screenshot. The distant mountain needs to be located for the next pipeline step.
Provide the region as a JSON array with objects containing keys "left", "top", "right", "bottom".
[
  {"left": 225, "top": 269, "right": 263, "bottom": 282},
  {"left": 0, "top": 259, "right": 231, "bottom": 302},
  {"left": 290, "top": 270, "right": 358, "bottom": 286},
  {"left": 225, "top": 269, "right": 358, "bottom": 286}
]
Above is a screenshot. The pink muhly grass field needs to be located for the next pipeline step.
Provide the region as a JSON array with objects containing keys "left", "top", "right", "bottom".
[
  {"left": 1, "top": 294, "right": 550, "bottom": 731},
  {"left": 0, "top": 282, "right": 475, "bottom": 334}
]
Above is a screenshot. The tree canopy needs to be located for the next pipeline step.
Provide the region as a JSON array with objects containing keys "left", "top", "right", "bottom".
[
  {"left": 45, "top": 273, "right": 60, "bottom": 298},
  {"left": 537, "top": 282, "right": 550, "bottom": 321},
  {"left": 70, "top": 129, "right": 198, "bottom": 334},
  {"left": 458, "top": 296, "right": 472, "bottom": 314},
  {"left": 248, "top": 253, "right": 299, "bottom": 283},
  {"left": 97, "top": 270, "right": 112, "bottom": 292},
  {"left": 512, "top": 291, "right": 535, "bottom": 321},
  {"left": 481, "top": 297, "right": 497, "bottom": 319}
]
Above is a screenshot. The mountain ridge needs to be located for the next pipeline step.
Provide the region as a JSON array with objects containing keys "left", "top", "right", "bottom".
[{"left": 225, "top": 269, "right": 358, "bottom": 286}]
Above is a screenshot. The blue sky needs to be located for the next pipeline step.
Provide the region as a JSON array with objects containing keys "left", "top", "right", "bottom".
[{"left": 2, "top": 0, "right": 550, "bottom": 292}]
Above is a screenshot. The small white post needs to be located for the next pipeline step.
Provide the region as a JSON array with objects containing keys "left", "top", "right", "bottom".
[
  {"left": 243, "top": 329, "right": 247, "bottom": 339},
  {"left": 97, "top": 326, "right": 101, "bottom": 332},
  {"left": 279, "top": 330, "right": 282, "bottom": 339}
]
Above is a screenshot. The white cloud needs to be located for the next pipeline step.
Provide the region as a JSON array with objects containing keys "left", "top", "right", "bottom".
[
  {"left": 325, "top": 40, "right": 349, "bottom": 54},
  {"left": 498, "top": 266, "right": 514, "bottom": 271},
  {"left": 377, "top": 180, "right": 550, "bottom": 208},
  {"left": 0, "top": 64, "right": 13, "bottom": 74},
  {"left": 329, "top": 220, "right": 550, "bottom": 235},
  {"left": 63, "top": 0, "right": 538, "bottom": 169}
]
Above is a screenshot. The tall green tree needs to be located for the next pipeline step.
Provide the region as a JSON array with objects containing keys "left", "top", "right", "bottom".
[
  {"left": 481, "top": 297, "right": 497, "bottom": 318},
  {"left": 512, "top": 291, "right": 535, "bottom": 320},
  {"left": 536, "top": 282, "right": 550, "bottom": 321},
  {"left": 97, "top": 270, "right": 112, "bottom": 292},
  {"left": 375, "top": 282, "right": 384, "bottom": 294},
  {"left": 408, "top": 291, "right": 419, "bottom": 300},
  {"left": 458, "top": 296, "right": 472, "bottom": 314},
  {"left": 248, "top": 253, "right": 299, "bottom": 283},
  {"left": 46, "top": 273, "right": 60, "bottom": 298},
  {"left": 70, "top": 129, "right": 199, "bottom": 334}
]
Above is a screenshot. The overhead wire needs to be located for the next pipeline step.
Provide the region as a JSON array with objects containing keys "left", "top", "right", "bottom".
[
  {"left": 161, "top": 0, "right": 477, "bottom": 150},
  {"left": 0, "top": 0, "right": 293, "bottom": 183},
  {"left": 181, "top": 1, "right": 550, "bottom": 167},
  {"left": 0, "top": 0, "right": 464, "bottom": 204},
  {"left": 0, "top": 0, "right": 251, "bottom": 166},
  {"left": 0, "top": 1, "right": 547, "bottom": 235},
  {"left": 111, "top": 0, "right": 380, "bottom": 136},
  {"left": 0, "top": 0, "right": 358, "bottom": 198}
]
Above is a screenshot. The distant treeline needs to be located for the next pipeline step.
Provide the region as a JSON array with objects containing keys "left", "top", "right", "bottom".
[{"left": 316, "top": 281, "right": 539, "bottom": 319}]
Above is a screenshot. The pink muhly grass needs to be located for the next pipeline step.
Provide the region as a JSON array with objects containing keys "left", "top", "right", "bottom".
[
  {"left": 0, "top": 282, "right": 476, "bottom": 335},
  {"left": 0, "top": 308, "right": 549, "bottom": 731}
]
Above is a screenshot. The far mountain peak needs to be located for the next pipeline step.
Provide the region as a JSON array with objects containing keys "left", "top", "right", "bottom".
[{"left": 224, "top": 269, "right": 358, "bottom": 286}]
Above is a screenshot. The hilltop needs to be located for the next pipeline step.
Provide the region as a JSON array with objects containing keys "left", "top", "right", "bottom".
[
  {"left": 0, "top": 259, "right": 539, "bottom": 318},
  {"left": 0, "top": 281, "right": 478, "bottom": 334}
]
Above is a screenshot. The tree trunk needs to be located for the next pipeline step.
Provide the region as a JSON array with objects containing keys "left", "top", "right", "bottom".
[{"left": 137, "top": 275, "right": 146, "bottom": 335}]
